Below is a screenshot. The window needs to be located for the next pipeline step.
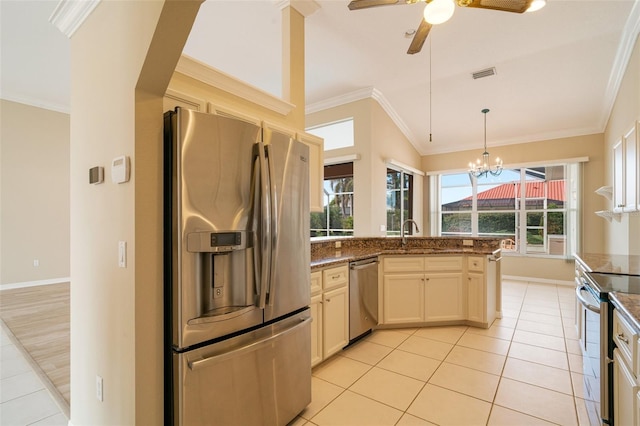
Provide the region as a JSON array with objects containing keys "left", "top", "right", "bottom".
[
  {"left": 310, "top": 163, "right": 354, "bottom": 237},
  {"left": 434, "top": 164, "right": 580, "bottom": 257},
  {"left": 307, "top": 119, "right": 354, "bottom": 151},
  {"left": 386, "top": 168, "right": 413, "bottom": 236}
]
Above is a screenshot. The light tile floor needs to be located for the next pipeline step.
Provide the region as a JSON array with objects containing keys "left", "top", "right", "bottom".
[
  {"left": 0, "top": 324, "right": 68, "bottom": 426},
  {"left": 293, "top": 280, "right": 591, "bottom": 426},
  {"left": 0, "top": 280, "right": 588, "bottom": 426}
]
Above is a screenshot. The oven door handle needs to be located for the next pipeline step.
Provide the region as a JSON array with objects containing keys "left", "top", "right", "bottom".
[{"left": 576, "top": 285, "right": 601, "bottom": 314}]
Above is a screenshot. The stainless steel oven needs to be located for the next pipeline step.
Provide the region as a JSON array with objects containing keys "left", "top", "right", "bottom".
[
  {"left": 577, "top": 271, "right": 640, "bottom": 426},
  {"left": 576, "top": 275, "right": 609, "bottom": 425}
]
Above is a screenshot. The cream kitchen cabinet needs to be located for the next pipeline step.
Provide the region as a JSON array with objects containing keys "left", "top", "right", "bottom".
[
  {"left": 383, "top": 273, "right": 424, "bottom": 324},
  {"left": 310, "top": 292, "right": 323, "bottom": 367},
  {"left": 614, "top": 348, "right": 639, "bottom": 426},
  {"left": 423, "top": 273, "right": 465, "bottom": 321},
  {"left": 309, "top": 265, "right": 349, "bottom": 367},
  {"left": 612, "top": 121, "right": 640, "bottom": 213},
  {"left": 381, "top": 256, "right": 464, "bottom": 324},
  {"left": 381, "top": 254, "right": 497, "bottom": 328},
  {"left": 296, "top": 131, "right": 324, "bottom": 213},
  {"left": 467, "top": 256, "right": 497, "bottom": 326},
  {"left": 612, "top": 309, "right": 640, "bottom": 426}
]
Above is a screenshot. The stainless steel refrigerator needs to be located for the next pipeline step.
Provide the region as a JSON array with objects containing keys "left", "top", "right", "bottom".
[{"left": 163, "top": 107, "right": 311, "bottom": 425}]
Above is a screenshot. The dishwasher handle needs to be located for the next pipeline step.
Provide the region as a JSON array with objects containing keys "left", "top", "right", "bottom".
[{"left": 350, "top": 259, "right": 379, "bottom": 270}]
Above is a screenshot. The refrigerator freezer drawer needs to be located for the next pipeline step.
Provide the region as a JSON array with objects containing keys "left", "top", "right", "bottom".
[{"left": 173, "top": 309, "right": 311, "bottom": 426}]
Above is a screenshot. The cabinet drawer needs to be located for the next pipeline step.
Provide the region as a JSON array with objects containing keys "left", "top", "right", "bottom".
[
  {"left": 468, "top": 256, "right": 484, "bottom": 273},
  {"left": 383, "top": 256, "right": 425, "bottom": 273},
  {"left": 424, "top": 256, "right": 462, "bottom": 272},
  {"left": 310, "top": 271, "right": 322, "bottom": 295},
  {"left": 322, "top": 265, "right": 348, "bottom": 291},
  {"left": 614, "top": 310, "right": 638, "bottom": 375}
]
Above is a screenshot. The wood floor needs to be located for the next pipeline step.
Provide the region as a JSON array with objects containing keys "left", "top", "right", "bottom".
[{"left": 0, "top": 283, "right": 70, "bottom": 413}]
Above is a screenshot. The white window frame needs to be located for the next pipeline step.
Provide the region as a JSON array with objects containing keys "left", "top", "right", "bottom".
[{"left": 430, "top": 161, "right": 583, "bottom": 259}]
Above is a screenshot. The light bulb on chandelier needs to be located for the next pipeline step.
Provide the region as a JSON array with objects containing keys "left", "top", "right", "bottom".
[{"left": 468, "top": 108, "right": 503, "bottom": 178}]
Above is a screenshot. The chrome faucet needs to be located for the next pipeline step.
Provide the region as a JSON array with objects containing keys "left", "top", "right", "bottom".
[{"left": 401, "top": 219, "right": 420, "bottom": 247}]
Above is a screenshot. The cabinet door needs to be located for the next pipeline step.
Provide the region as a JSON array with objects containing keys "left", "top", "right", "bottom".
[
  {"left": 614, "top": 139, "right": 625, "bottom": 212},
  {"left": 624, "top": 123, "right": 638, "bottom": 211},
  {"left": 323, "top": 286, "right": 348, "bottom": 358},
  {"left": 163, "top": 89, "right": 206, "bottom": 112},
  {"left": 614, "top": 349, "right": 639, "bottom": 426},
  {"left": 382, "top": 274, "right": 424, "bottom": 324},
  {"left": 424, "top": 273, "right": 465, "bottom": 321},
  {"left": 467, "top": 272, "right": 485, "bottom": 323},
  {"left": 311, "top": 271, "right": 322, "bottom": 296},
  {"left": 310, "top": 294, "right": 323, "bottom": 367},
  {"left": 297, "top": 132, "right": 324, "bottom": 213}
]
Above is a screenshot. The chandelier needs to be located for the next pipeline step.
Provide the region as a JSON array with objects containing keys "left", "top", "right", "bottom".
[{"left": 468, "top": 108, "right": 503, "bottom": 178}]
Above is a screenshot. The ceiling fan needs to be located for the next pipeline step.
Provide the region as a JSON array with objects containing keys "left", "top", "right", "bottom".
[{"left": 347, "top": 0, "right": 544, "bottom": 54}]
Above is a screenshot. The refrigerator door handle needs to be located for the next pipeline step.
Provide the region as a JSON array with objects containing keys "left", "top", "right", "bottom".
[
  {"left": 187, "top": 317, "right": 311, "bottom": 371},
  {"left": 265, "top": 144, "right": 278, "bottom": 307},
  {"left": 257, "top": 141, "right": 271, "bottom": 309}
]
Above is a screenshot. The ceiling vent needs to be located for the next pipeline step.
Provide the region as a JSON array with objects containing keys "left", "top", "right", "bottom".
[{"left": 472, "top": 67, "right": 497, "bottom": 80}]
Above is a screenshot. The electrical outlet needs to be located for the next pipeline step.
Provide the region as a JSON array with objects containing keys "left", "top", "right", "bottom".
[
  {"left": 335, "top": 241, "right": 341, "bottom": 248},
  {"left": 33, "top": 259, "right": 39, "bottom": 267},
  {"left": 96, "top": 375, "right": 103, "bottom": 402}
]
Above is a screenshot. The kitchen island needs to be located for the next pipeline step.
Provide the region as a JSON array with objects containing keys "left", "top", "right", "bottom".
[
  {"left": 309, "top": 237, "right": 503, "bottom": 366},
  {"left": 311, "top": 236, "right": 503, "bottom": 270}
]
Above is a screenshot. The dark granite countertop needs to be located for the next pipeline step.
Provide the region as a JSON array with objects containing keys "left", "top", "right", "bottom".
[
  {"left": 611, "top": 292, "right": 640, "bottom": 334},
  {"left": 575, "top": 253, "right": 640, "bottom": 335},
  {"left": 574, "top": 253, "right": 640, "bottom": 275},
  {"left": 311, "top": 237, "right": 502, "bottom": 270}
]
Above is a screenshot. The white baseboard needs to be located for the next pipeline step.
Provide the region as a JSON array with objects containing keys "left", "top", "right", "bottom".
[
  {"left": 503, "top": 275, "right": 574, "bottom": 287},
  {"left": 0, "top": 277, "right": 70, "bottom": 291}
]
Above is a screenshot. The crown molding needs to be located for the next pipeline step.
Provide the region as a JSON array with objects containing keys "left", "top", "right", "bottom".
[
  {"left": 175, "top": 55, "right": 295, "bottom": 116},
  {"left": 306, "top": 87, "right": 419, "bottom": 148},
  {"left": 600, "top": 0, "right": 640, "bottom": 131},
  {"left": 276, "top": 0, "right": 321, "bottom": 17},
  {"left": 49, "top": 0, "right": 101, "bottom": 38}
]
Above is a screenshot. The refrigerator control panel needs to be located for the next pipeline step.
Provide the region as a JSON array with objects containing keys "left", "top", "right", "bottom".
[{"left": 187, "top": 231, "right": 245, "bottom": 252}]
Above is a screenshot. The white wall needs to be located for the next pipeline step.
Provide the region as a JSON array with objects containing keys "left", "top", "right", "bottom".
[
  {"left": 0, "top": 100, "right": 70, "bottom": 286},
  {"left": 307, "top": 98, "right": 423, "bottom": 236},
  {"left": 604, "top": 34, "right": 640, "bottom": 255},
  {"left": 68, "top": 1, "right": 201, "bottom": 423}
]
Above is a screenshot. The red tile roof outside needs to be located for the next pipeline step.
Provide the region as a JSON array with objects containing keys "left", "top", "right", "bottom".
[{"left": 465, "top": 180, "right": 565, "bottom": 202}]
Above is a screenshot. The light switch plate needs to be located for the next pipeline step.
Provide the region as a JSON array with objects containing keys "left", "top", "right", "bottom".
[{"left": 118, "top": 241, "right": 126, "bottom": 268}]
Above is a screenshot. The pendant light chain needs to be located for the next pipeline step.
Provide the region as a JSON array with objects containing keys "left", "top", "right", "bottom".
[{"left": 429, "top": 36, "right": 432, "bottom": 143}]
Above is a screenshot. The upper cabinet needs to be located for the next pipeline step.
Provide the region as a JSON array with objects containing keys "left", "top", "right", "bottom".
[
  {"left": 296, "top": 132, "right": 324, "bottom": 213},
  {"left": 624, "top": 124, "right": 638, "bottom": 212},
  {"left": 164, "top": 89, "right": 206, "bottom": 112},
  {"left": 612, "top": 121, "right": 639, "bottom": 213},
  {"left": 163, "top": 91, "right": 324, "bottom": 212}
]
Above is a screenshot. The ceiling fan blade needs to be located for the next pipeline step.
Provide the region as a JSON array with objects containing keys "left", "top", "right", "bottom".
[
  {"left": 407, "top": 19, "right": 432, "bottom": 55},
  {"left": 458, "top": 0, "right": 533, "bottom": 13},
  {"left": 348, "top": 0, "right": 400, "bottom": 11}
]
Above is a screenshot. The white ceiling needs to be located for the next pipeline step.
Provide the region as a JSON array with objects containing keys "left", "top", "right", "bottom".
[{"left": 2, "top": 0, "right": 639, "bottom": 156}]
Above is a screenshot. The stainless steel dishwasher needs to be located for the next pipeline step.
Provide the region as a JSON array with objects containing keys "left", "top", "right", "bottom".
[{"left": 349, "top": 257, "right": 379, "bottom": 342}]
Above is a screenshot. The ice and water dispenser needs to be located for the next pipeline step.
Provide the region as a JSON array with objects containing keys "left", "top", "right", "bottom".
[{"left": 187, "top": 231, "right": 255, "bottom": 319}]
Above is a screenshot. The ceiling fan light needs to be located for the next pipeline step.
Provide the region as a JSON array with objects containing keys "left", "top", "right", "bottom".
[
  {"left": 526, "top": 0, "right": 546, "bottom": 12},
  {"left": 423, "top": 0, "right": 455, "bottom": 25}
]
